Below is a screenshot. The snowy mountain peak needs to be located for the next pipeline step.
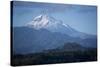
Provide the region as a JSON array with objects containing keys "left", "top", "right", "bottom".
[
  {"left": 26, "top": 14, "right": 76, "bottom": 34},
  {"left": 26, "top": 14, "right": 50, "bottom": 29},
  {"left": 26, "top": 14, "right": 67, "bottom": 29},
  {"left": 26, "top": 14, "right": 90, "bottom": 39},
  {"left": 26, "top": 14, "right": 76, "bottom": 32}
]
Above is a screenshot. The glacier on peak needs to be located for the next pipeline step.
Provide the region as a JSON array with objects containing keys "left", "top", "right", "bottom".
[
  {"left": 26, "top": 14, "right": 69, "bottom": 30},
  {"left": 27, "top": 15, "right": 49, "bottom": 29}
]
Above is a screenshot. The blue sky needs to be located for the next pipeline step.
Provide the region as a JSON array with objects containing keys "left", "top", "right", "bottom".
[{"left": 12, "top": 1, "right": 97, "bottom": 35}]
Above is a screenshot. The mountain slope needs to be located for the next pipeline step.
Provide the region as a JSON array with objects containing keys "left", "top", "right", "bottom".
[
  {"left": 13, "top": 27, "right": 97, "bottom": 54},
  {"left": 13, "top": 27, "right": 74, "bottom": 54}
]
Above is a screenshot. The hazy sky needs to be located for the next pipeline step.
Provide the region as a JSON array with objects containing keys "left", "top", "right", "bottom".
[{"left": 12, "top": 1, "right": 97, "bottom": 35}]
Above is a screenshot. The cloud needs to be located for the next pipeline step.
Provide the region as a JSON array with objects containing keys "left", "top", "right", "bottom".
[
  {"left": 75, "top": 5, "right": 97, "bottom": 13},
  {"left": 13, "top": 1, "right": 73, "bottom": 13},
  {"left": 13, "top": 1, "right": 97, "bottom": 14}
]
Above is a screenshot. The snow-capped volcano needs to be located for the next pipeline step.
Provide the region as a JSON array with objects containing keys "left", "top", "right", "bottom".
[
  {"left": 26, "top": 14, "right": 71, "bottom": 29},
  {"left": 27, "top": 15, "right": 49, "bottom": 29},
  {"left": 26, "top": 14, "right": 93, "bottom": 39},
  {"left": 13, "top": 14, "right": 97, "bottom": 54}
]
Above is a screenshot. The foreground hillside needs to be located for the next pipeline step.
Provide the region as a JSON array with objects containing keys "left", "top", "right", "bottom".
[{"left": 11, "top": 43, "right": 97, "bottom": 66}]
